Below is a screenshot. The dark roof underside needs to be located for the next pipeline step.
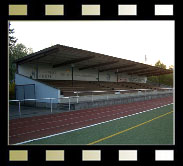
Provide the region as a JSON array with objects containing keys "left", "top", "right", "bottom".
[{"left": 14, "top": 44, "right": 173, "bottom": 77}]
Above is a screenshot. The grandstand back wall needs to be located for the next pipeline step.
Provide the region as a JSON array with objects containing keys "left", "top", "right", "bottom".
[{"left": 18, "top": 64, "right": 147, "bottom": 83}]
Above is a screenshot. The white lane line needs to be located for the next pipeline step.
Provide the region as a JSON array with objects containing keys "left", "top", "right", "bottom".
[
  {"left": 10, "top": 102, "right": 169, "bottom": 136},
  {"left": 10, "top": 97, "right": 172, "bottom": 125},
  {"left": 10, "top": 107, "right": 148, "bottom": 137},
  {"left": 14, "top": 103, "right": 173, "bottom": 145},
  {"left": 10, "top": 103, "right": 145, "bottom": 126},
  {"left": 10, "top": 101, "right": 169, "bottom": 129}
]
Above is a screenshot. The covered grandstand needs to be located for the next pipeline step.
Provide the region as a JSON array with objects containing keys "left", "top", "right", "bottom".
[
  {"left": 9, "top": 44, "right": 174, "bottom": 145},
  {"left": 13, "top": 44, "right": 173, "bottom": 110}
]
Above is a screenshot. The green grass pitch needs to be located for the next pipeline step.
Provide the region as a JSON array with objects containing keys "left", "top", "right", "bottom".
[{"left": 24, "top": 104, "right": 173, "bottom": 145}]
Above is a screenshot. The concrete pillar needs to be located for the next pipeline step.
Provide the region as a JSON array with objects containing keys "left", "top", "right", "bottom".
[
  {"left": 98, "top": 70, "right": 100, "bottom": 82},
  {"left": 117, "top": 69, "right": 119, "bottom": 83},
  {"left": 71, "top": 64, "right": 74, "bottom": 87},
  {"left": 36, "top": 64, "right": 38, "bottom": 79}
]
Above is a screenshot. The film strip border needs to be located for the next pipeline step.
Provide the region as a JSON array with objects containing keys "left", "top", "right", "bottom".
[
  {"left": 8, "top": 149, "right": 175, "bottom": 162},
  {"left": 2, "top": 1, "right": 178, "bottom": 166},
  {"left": 7, "top": 1, "right": 175, "bottom": 19}
]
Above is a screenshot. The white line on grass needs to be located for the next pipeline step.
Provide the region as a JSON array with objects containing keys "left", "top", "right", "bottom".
[{"left": 15, "top": 103, "right": 173, "bottom": 145}]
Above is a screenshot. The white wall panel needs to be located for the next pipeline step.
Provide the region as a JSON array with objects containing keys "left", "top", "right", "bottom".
[{"left": 18, "top": 64, "right": 147, "bottom": 83}]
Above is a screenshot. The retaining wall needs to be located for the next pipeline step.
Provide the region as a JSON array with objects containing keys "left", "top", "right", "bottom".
[
  {"left": 25, "top": 92, "right": 173, "bottom": 111},
  {"left": 71, "top": 92, "right": 173, "bottom": 110}
]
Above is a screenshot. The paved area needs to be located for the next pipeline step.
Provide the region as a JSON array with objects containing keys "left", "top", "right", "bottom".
[{"left": 9, "top": 104, "right": 67, "bottom": 120}]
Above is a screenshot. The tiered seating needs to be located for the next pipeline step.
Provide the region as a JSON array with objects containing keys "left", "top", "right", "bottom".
[
  {"left": 120, "top": 82, "right": 143, "bottom": 89},
  {"left": 92, "top": 81, "right": 129, "bottom": 90},
  {"left": 127, "top": 82, "right": 158, "bottom": 90},
  {"left": 38, "top": 80, "right": 158, "bottom": 96},
  {"left": 39, "top": 80, "right": 112, "bottom": 96}
]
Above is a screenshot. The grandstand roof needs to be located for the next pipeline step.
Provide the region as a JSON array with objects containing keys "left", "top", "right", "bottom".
[{"left": 14, "top": 44, "right": 173, "bottom": 77}]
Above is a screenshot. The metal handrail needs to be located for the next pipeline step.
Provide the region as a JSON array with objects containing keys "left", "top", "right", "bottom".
[{"left": 10, "top": 88, "right": 173, "bottom": 117}]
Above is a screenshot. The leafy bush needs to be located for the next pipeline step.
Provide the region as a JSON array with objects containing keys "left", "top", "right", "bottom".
[{"left": 9, "top": 82, "right": 15, "bottom": 99}]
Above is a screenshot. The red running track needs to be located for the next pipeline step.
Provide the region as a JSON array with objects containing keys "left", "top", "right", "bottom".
[{"left": 9, "top": 96, "right": 173, "bottom": 144}]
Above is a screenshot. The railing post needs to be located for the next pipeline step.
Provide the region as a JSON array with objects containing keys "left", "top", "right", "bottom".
[
  {"left": 69, "top": 97, "right": 71, "bottom": 110},
  {"left": 77, "top": 92, "right": 79, "bottom": 103},
  {"left": 50, "top": 98, "right": 53, "bottom": 114},
  {"left": 91, "top": 92, "right": 93, "bottom": 102},
  {"left": 18, "top": 101, "right": 21, "bottom": 117},
  {"left": 145, "top": 90, "right": 146, "bottom": 100}
]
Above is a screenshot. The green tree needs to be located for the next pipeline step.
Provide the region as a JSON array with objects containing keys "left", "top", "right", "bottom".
[
  {"left": 169, "top": 65, "right": 174, "bottom": 70},
  {"left": 147, "top": 60, "right": 173, "bottom": 87},
  {"left": 9, "top": 23, "right": 32, "bottom": 82},
  {"left": 9, "top": 43, "right": 30, "bottom": 81},
  {"left": 9, "top": 23, "right": 33, "bottom": 99},
  {"left": 155, "top": 60, "right": 166, "bottom": 69},
  {"left": 9, "top": 23, "right": 17, "bottom": 48}
]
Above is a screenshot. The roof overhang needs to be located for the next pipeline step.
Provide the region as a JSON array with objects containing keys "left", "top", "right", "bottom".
[
  {"left": 53, "top": 55, "right": 95, "bottom": 68},
  {"left": 14, "top": 44, "right": 173, "bottom": 77},
  {"left": 79, "top": 61, "right": 119, "bottom": 70},
  {"left": 99, "top": 64, "right": 136, "bottom": 72}
]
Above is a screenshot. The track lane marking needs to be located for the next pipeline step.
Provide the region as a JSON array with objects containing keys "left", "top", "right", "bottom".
[
  {"left": 9, "top": 102, "right": 172, "bottom": 137},
  {"left": 14, "top": 103, "right": 173, "bottom": 145},
  {"left": 88, "top": 110, "right": 173, "bottom": 145},
  {"left": 10, "top": 101, "right": 170, "bottom": 129},
  {"left": 10, "top": 97, "right": 172, "bottom": 125}
]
